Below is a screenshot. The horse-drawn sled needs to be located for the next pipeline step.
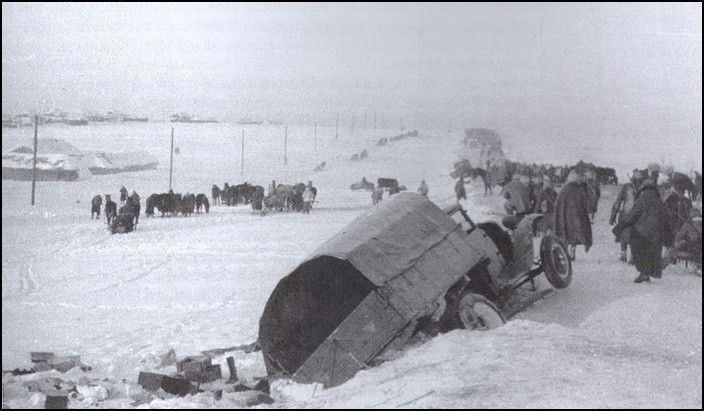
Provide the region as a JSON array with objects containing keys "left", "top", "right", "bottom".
[
  {"left": 259, "top": 192, "right": 572, "bottom": 387},
  {"left": 260, "top": 183, "right": 316, "bottom": 213}
]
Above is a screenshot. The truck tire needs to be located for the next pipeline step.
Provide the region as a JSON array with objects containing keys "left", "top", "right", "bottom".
[
  {"left": 540, "top": 235, "right": 572, "bottom": 289},
  {"left": 457, "top": 293, "right": 506, "bottom": 330}
]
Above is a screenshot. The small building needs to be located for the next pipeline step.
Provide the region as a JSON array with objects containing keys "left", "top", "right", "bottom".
[
  {"left": 88, "top": 151, "right": 158, "bottom": 174},
  {"left": 2, "top": 139, "right": 84, "bottom": 181},
  {"left": 2, "top": 138, "right": 158, "bottom": 181}
]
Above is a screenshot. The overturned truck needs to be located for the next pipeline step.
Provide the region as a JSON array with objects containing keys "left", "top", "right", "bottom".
[{"left": 259, "top": 192, "right": 572, "bottom": 387}]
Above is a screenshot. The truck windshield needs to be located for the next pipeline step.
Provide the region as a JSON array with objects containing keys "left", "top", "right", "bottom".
[{"left": 449, "top": 208, "right": 475, "bottom": 233}]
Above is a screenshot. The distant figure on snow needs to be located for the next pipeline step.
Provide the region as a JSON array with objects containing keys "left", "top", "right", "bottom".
[
  {"left": 91, "top": 195, "right": 102, "bottom": 219},
  {"left": 129, "top": 191, "right": 141, "bottom": 225},
  {"left": 613, "top": 174, "right": 668, "bottom": 283},
  {"left": 105, "top": 195, "right": 117, "bottom": 226},
  {"left": 112, "top": 201, "right": 136, "bottom": 234},
  {"left": 302, "top": 186, "right": 315, "bottom": 213},
  {"left": 196, "top": 194, "right": 210, "bottom": 213},
  {"left": 535, "top": 175, "right": 558, "bottom": 216},
  {"left": 662, "top": 181, "right": 693, "bottom": 265},
  {"left": 119, "top": 186, "right": 128, "bottom": 203},
  {"left": 212, "top": 185, "right": 221, "bottom": 205},
  {"left": 502, "top": 175, "right": 531, "bottom": 220},
  {"left": 552, "top": 169, "right": 593, "bottom": 260},
  {"left": 418, "top": 179, "right": 429, "bottom": 197},
  {"left": 585, "top": 169, "right": 601, "bottom": 220},
  {"left": 372, "top": 186, "right": 383, "bottom": 205},
  {"left": 477, "top": 168, "right": 492, "bottom": 196},
  {"left": 610, "top": 170, "right": 642, "bottom": 263}
]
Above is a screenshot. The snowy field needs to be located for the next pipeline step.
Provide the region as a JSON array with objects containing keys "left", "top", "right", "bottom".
[{"left": 2, "top": 122, "right": 701, "bottom": 408}]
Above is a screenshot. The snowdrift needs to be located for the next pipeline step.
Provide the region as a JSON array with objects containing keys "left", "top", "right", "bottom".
[
  {"left": 88, "top": 151, "right": 158, "bottom": 175},
  {"left": 2, "top": 152, "right": 80, "bottom": 181},
  {"left": 1, "top": 138, "right": 158, "bottom": 180},
  {"left": 274, "top": 287, "right": 702, "bottom": 408},
  {"left": 2, "top": 139, "right": 84, "bottom": 181}
]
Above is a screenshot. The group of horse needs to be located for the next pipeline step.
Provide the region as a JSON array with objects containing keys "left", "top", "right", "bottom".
[
  {"left": 451, "top": 159, "right": 619, "bottom": 192},
  {"left": 505, "top": 160, "right": 619, "bottom": 186},
  {"left": 212, "top": 183, "right": 263, "bottom": 208},
  {"left": 263, "top": 182, "right": 317, "bottom": 212},
  {"left": 145, "top": 192, "right": 210, "bottom": 217},
  {"left": 212, "top": 182, "right": 317, "bottom": 213}
]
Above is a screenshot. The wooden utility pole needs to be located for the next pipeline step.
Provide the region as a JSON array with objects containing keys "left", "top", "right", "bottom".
[
  {"left": 351, "top": 112, "right": 355, "bottom": 134},
  {"left": 335, "top": 114, "right": 339, "bottom": 140},
  {"left": 169, "top": 127, "right": 174, "bottom": 191},
  {"left": 241, "top": 129, "right": 245, "bottom": 177},
  {"left": 284, "top": 125, "right": 288, "bottom": 166},
  {"left": 30, "top": 115, "right": 39, "bottom": 206},
  {"left": 314, "top": 120, "right": 317, "bottom": 151}
]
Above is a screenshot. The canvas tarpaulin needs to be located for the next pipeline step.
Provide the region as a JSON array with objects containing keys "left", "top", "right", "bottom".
[{"left": 259, "top": 193, "right": 487, "bottom": 384}]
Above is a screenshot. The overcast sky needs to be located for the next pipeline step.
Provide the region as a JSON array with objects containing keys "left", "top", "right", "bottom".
[{"left": 2, "top": 2, "right": 702, "bottom": 161}]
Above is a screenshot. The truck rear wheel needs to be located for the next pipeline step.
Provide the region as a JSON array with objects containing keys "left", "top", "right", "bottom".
[
  {"left": 541, "top": 235, "right": 572, "bottom": 289},
  {"left": 458, "top": 293, "right": 506, "bottom": 330}
]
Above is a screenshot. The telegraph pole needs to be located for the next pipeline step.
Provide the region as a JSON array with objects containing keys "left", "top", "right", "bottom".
[
  {"left": 30, "top": 115, "right": 39, "bottom": 206},
  {"left": 241, "top": 129, "right": 245, "bottom": 177},
  {"left": 169, "top": 127, "right": 174, "bottom": 191},
  {"left": 284, "top": 125, "right": 288, "bottom": 166},
  {"left": 314, "top": 120, "right": 317, "bottom": 151},
  {"left": 335, "top": 114, "right": 339, "bottom": 140}
]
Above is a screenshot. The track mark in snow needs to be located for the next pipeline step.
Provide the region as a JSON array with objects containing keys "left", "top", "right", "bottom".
[
  {"left": 96, "top": 254, "right": 173, "bottom": 291},
  {"left": 396, "top": 390, "right": 436, "bottom": 407}
]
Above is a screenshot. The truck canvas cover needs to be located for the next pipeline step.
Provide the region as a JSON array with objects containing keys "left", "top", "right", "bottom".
[{"left": 259, "top": 193, "right": 486, "bottom": 387}]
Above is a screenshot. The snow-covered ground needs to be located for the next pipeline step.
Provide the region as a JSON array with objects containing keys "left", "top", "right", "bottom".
[{"left": 2, "top": 123, "right": 701, "bottom": 408}]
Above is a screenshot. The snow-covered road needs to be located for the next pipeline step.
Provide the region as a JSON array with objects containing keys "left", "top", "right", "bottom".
[
  {"left": 276, "top": 188, "right": 702, "bottom": 408},
  {"left": 2, "top": 123, "right": 701, "bottom": 408}
]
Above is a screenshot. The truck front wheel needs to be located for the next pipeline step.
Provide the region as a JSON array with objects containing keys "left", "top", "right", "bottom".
[
  {"left": 540, "top": 235, "right": 572, "bottom": 289},
  {"left": 457, "top": 293, "right": 506, "bottom": 330}
]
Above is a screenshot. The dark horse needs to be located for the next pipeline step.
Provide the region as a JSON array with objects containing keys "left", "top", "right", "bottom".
[
  {"left": 148, "top": 192, "right": 182, "bottom": 217},
  {"left": 181, "top": 193, "right": 196, "bottom": 216},
  {"left": 196, "top": 194, "right": 210, "bottom": 213},
  {"left": 250, "top": 186, "right": 265, "bottom": 211},
  {"left": 104, "top": 195, "right": 117, "bottom": 225},
  {"left": 91, "top": 195, "right": 102, "bottom": 219},
  {"left": 146, "top": 194, "right": 156, "bottom": 217},
  {"left": 224, "top": 183, "right": 253, "bottom": 206},
  {"left": 212, "top": 185, "right": 221, "bottom": 206}
]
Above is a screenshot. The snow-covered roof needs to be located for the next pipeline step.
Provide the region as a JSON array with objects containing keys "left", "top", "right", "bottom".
[
  {"left": 92, "top": 151, "right": 158, "bottom": 168},
  {"left": 2, "top": 152, "right": 78, "bottom": 171},
  {"left": 7, "top": 138, "right": 84, "bottom": 156}
]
